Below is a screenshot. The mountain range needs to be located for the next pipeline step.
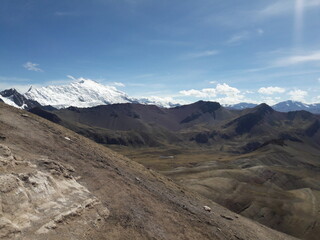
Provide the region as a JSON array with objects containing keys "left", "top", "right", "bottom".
[
  {"left": 26, "top": 100, "right": 320, "bottom": 239},
  {"left": 0, "top": 78, "right": 179, "bottom": 109},
  {"left": 1, "top": 101, "right": 298, "bottom": 240},
  {"left": 1, "top": 79, "right": 320, "bottom": 238},
  {"left": 0, "top": 79, "right": 319, "bottom": 113},
  {"left": 226, "top": 101, "right": 320, "bottom": 114}
]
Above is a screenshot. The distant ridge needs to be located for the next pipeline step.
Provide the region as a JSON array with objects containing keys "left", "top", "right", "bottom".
[
  {"left": 0, "top": 80, "right": 319, "bottom": 113},
  {"left": 272, "top": 100, "right": 320, "bottom": 114},
  {"left": 227, "top": 100, "right": 320, "bottom": 114}
]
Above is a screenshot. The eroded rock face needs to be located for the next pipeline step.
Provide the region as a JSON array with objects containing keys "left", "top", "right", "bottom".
[{"left": 0, "top": 144, "right": 109, "bottom": 239}]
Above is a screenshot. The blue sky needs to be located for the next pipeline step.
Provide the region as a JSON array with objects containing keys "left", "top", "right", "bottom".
[{"left": 0, "top": 0, "right": 320, "bottom": 105}]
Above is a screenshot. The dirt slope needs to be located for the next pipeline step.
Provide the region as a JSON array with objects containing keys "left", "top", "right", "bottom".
[{"left": 0, "top": 102, "right": 296, "bottom": 240}]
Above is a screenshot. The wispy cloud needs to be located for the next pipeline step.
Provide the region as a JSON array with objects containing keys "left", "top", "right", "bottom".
[
  {"left": 258, "top": 0, "right": 320, "bottom": 18},
  {"left": 226, "top": 29, "right": 264, "bottom": 45},
  {"left": 54, "top": 11, "right": 80, "bottom": 16},
  {"left": 226, "top": 31, "right": 250, "bottom": 45},
  {"left": 144, "top": 39, "right": 190, "bottom": 47},
  {"left": 258, "top": 1, "right": 292, "bottom": 17},
  {"left": 258, "top": 86, "right": 286, "bottom": 95},
  {"left": 182, "top": 50, "right": 219, "bottom": 59},
  {"left": 274, "top": 51, "right": 320, "bottom": 66},
  {"left": 23, "top": 62, "right": 43, "bottom": 72},
  {"left": 111, "top": 82, "right": 125, "bottom": 87}
]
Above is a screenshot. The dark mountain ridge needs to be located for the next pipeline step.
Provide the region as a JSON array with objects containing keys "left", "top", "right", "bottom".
[{"left": 28, "top": 101, "right": 320, "bottom": 148}]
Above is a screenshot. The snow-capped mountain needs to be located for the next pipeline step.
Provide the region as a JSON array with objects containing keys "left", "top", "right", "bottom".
[
  {"left": 272, "top": 100, "right": 320, "bottom": 114},
  {"left": 138, "top": 96, "right": 181, "bottom": 108},
  {"left": 24, "top": 78, "right": 133, "bottom": 108},
  {"left": 0, "top": 88, "right": 40, "bottom": 109},
  {"left": 1, "top": 79, "right": 319, "bottom": 112},
  {"left": 225, "top": 102, "right": 258, "bottom": 110},
  {"left": 0, "top": 79, "right": 182, "bottom": 109},
  {"left": 226, "top": 100, "right": 320, "bottom": 114}
]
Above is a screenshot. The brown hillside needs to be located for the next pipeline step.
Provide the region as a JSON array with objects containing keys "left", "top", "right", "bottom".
[{"left": 0, "top": 102, "right": 296, "bottom": 239}]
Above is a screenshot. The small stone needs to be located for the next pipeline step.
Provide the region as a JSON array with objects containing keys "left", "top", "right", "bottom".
[
  {"left": 135, "top": 177, "right": 141, "bottom": 183},
  {"left": 203, "top": 206, "right": 211, "bottom": 212},
  {"left": 220, "top": 214, "right": 233, "bottom": 221}
]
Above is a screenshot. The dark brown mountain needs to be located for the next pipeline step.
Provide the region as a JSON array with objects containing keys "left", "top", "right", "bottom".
[{"left": 28, "top": 101, "right": 238, "bottom": 146}]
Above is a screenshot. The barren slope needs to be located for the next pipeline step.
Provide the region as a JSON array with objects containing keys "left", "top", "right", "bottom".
[{"left": 0, "top": 102, "right": 295, "bottom": 239}]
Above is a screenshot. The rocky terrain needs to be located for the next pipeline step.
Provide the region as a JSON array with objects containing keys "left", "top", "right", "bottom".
[
  {"left": 27, "top": 101, "right": 320, "bottom": 239},
  {"left": 0, "top": 102, "right": 296, "bottom": 239}
]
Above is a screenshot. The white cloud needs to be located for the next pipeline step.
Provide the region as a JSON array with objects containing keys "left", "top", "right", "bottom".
[
  {"left": 179, "top": 83, "right": 246, "bottom": 104},
  {"left": 261, "top": 96, "right": 278, "bottom": 105},
  {"left": 288, "top": 89, "right": 308, "bottom": 102},
  {"left": 141, "top": 96, "right": 188, "bottom": 107},
  {"left": 258, "top": 86, "right": 286, "bottom": 95},
  {"left": 23, "top": 62, "right": 43, "bottom": 72},
  {"left": 245, "top": 90, "right": 254, "bottom": 94},
  {"left": 183, "top": 50, "right": 218, "bottom": 59},
  {"left": 216, "top": 83, "right": 240, "bottom": 96},
  {"left": 275, "top": 51, "right": 320, "bottom": 66},
  {"left": 179, "top": 89, "right": 212, "bottom": 98},
  {"left": 311, "top": 95, "right": 320, "bottom": 103},
  {"left": 112, "top": 82, "right": 125, "bottom": 87}
]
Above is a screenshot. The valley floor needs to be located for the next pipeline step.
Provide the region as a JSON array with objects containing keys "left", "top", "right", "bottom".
[{"left": 110, "top": 142, "right": 320, "bottom": 240}]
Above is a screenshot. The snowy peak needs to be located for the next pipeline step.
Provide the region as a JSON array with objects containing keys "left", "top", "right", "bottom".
[
  {"left": 138, "top": 96, "right": 181, "bottom": 108},
  {"left": 0, "top": 88, "right": 40, "bottom": 109},
  {"left": 24, "top": 78, "right": 132, "bottom": 108},
  {"left": 226, "top": 101, "right": 320, "bottom": 114},
  {"left": 225, "top": 102, "right": 258, "bottom": 110},
  {"left": 22, "top": 77, "right": 182, "bottom": 109},
  {"left": 272, "top": 100, "right": 320, "bottom": 114}
]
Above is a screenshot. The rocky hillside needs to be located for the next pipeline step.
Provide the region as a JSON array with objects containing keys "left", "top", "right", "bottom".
[
  {"left": 0, "top": 102, "right": 295, "bottom": 240},
  {"left": 28, "top": 101, "right": 320, "bottom": 239}
]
